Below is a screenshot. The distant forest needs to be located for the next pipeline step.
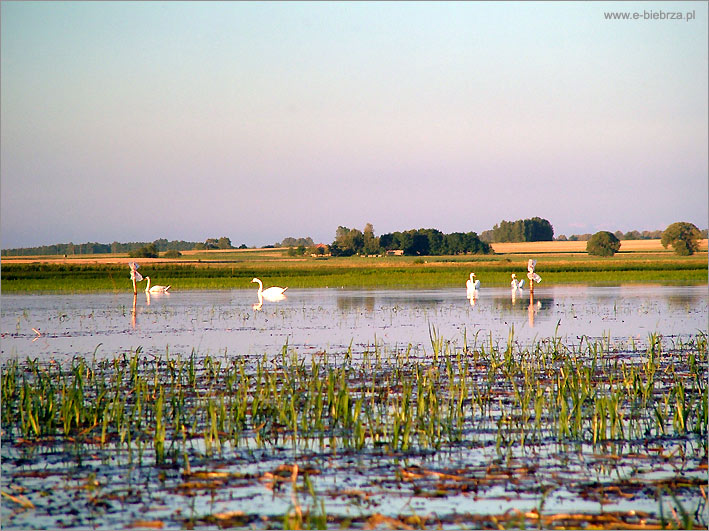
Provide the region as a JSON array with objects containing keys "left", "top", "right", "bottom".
[
  {"left": 3, "top": 218, "right": 706, "bottom": 257},
  {"left": 329, "top": 225, "right": 491, "bottom": 256},
  {"left": 1, "top": 237, "right": 243, "bottom": 257},
  {"left": 479, "top": 217, "right": 554, "bottom": 243}
]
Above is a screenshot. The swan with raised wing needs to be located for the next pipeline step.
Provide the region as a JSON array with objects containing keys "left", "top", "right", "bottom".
[
  {"left": 527, "top": 259, "right": 542, "bottom": 284},
  {"left": 511, "top": 273, "right": 525, "bottom": 291}
]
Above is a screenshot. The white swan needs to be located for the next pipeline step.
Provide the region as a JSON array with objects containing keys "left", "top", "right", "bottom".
[
  {"left": 466, "top": 273, "right": 480, "bottom": 299},
  {"left": 511, "top": 273, "right": 525, "bottom": 291},
  {"left": 527, "top": 259, "right": 542, "bottom": 284},
  {"left": 145, "top": 276, "right": 170, "bottom": 293},
  {"left": 252, "top": 278, "right": 288, "bottom": 301}
]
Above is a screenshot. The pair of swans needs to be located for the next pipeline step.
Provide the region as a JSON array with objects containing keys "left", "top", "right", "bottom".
[
  {"left": 128, "top": 262, "right": 170, "bottom": 293},
  {"left": 252, "top": 278, "right": 287, "bottom": 310},
  {"left": 510, "top": 273, "right": 525, "bottom": 292},
  {"left": 512, "top": 260, "right": 543, "bottom": 291}
]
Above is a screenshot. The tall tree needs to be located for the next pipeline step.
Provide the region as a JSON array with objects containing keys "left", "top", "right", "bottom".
[{"left": 363, "top": 223, "right": 380, "bottom": 254}]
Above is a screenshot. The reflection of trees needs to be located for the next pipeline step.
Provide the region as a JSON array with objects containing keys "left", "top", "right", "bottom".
[
  {"left": 336, "top": 293, "right": 445, "bottom": 312},
  {"left": 666, "top": 293, "right": 703, "bottom": 311},
  {"left": 337, "top": 295, "right": 376, "bottom": 313}
]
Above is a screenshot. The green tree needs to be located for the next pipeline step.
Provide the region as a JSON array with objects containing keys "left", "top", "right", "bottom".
[
  {"left": 490, "top": 217, "right": 554, "bottom": 242},
  {"left": 218, "top": 237, "right": 233, "bottom": 249},
  {"left": 129, "top": 243, "right": 159, "bottom": 258},
  {"left": 363, "top": 223, "right": 380, "bottom": 255},
  {"left": 586, "top": 231, "right": 621, "bottom": 257},
  {"left": 661, "top": 222, "right": 702, "bottom": 256},
  {"left": 332, "top": 226, "right": 365, "bottom": 256}
]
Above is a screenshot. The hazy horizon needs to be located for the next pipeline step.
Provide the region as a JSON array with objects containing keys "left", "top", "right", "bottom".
[
  {"left": 0, "top": 221, "right": 693, "bottom": 251},
  {"left": 2, "top": 2, "right": 707, "bottom": 249}
]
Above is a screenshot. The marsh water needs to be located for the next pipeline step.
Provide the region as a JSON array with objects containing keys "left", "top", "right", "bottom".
[
  {"left": 1, "top": 285, "right": 708, "bottom": 529},
  {"left": 2, "top": 285, "right": 707, "bottom": 361}
]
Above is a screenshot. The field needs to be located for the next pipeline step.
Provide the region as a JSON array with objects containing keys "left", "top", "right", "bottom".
[{"left": 1, "top": 240, "right": 707, "bottom": 292}]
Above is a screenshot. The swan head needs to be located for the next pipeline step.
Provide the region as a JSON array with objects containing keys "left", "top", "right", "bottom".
[
  {"left": 251, "top": 278, "right": 259, "bottom": 283},
  {"left": 511, "top": 274, "right": 516, "bottom": 279}
]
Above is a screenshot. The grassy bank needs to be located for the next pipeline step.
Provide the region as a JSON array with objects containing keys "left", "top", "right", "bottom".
[{"left": 1, "top": 252, "right": 707, "bottom": 292}]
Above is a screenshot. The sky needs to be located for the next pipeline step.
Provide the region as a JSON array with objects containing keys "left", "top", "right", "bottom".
[{"left": 1, "top": 1, "right": 707, "bottom": 248}]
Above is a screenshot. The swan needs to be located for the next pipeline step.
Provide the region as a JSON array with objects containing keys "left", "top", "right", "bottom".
[
  {"left": 145, "top": 276, "right": 171, "bottom": 293},
  {"left": 527, "top": 259, "right": 542, "bottom": 284},
  {"left": 252, "top": 278, "right": 288, "bottom": 301},
  {"left": 528, "top": 272, "right": 542, "bottom": 283},
  {"left": 129, "top": 262, "right": 143, "bottom": 282},
  {"left": 466, "top": 273, "right": 480, "bottom": 298},
  {"left": 511, "top": 274, "right": 525, "bottom": 291}
]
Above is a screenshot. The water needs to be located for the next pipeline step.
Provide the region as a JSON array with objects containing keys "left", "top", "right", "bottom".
[
  {"left": 1, "top": 285, "right": 707, "bottom": 529},
  {"left": 2, "top": 285, "right": 707, "bottom": 361}
]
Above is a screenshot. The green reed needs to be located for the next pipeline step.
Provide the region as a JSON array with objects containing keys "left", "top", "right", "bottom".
[
  {"left": 3, "top": 255, "right": 707, "bottom": 292},
  {"left": 2, "top": 331, "right": 706, "bottom": 465}
]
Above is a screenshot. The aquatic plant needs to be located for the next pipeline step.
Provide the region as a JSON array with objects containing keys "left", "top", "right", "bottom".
[{"left": 2, "top": 331, "right": 707, "bottom": 529}]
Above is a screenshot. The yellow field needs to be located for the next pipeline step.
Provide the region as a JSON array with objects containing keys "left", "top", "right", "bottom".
[
  {"left": 2, "top": 239, "right": 707, "bottom": 265},
  {"left": 491, "top": 239, "right": 708, "bottom": 254}
]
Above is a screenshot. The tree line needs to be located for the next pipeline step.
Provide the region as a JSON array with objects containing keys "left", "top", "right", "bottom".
[
  {"left": 329, "top": 224, "right": 491, "bottom": 256},
  {"left": 4, "top": 216, "right": 706, "bottom": 257},
  {"left": 586, "top": 222, "right": 705, "bottom": 256},
  {"left": 479, "top": 217, "right": 554, "bottom": 243},
  {"left": 1, "top": 237, "right": 241, "bottom": 257},
  {"left": 560, "top": 230, "right": 663, "bottom": 241}
]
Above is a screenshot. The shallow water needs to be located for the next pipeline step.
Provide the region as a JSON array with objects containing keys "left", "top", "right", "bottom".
[
  {"left": 1, "top": 285, "right": 707, "bottom": 361},
  {"left": 2, "top": 285, "right": 707, "bottom": 529}
]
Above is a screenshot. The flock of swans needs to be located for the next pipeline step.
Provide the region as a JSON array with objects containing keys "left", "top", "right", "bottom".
[{"left": 129, "top": 259, "right": 543, "bottom": 310}]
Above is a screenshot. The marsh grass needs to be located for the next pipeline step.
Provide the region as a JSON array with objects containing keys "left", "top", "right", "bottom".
[{"left": 2, "top": 254, "right": 707, "bottom": 292}]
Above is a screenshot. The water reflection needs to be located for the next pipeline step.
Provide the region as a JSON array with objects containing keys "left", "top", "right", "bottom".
[
  {"left": 1, "top": 286, "right": 706, "bottom": 362},
  {"left": 131, "top": 293, "right": 137, "bottom": 329},
  {"left": 252, "top": 290, "right": 287, "bottom": 311},
  {"left": 337, "top": 295, "right": 376, "bottom": 312},
  {"left": 528, "top": 294, "right": 543, "bottom": 327},
  {"left": 145, "top": 290, "right": 171, "bottom": 307},
  {"left": 496, "top": 293, "right": 554, "bottom": 314}
]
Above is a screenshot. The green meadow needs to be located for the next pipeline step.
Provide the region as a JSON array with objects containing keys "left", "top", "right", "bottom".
[{"left": 1, "top": 251, "right": 706, "bottom": 292}]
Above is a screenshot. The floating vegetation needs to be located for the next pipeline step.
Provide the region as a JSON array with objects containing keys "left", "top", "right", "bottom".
[{"left": 1, "top": 332, "right": 707, "bottom": 529}]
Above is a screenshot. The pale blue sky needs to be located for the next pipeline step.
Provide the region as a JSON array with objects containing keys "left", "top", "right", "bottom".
[{"left": 2, "top": 1, "right": 707, "bottom": 248}]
